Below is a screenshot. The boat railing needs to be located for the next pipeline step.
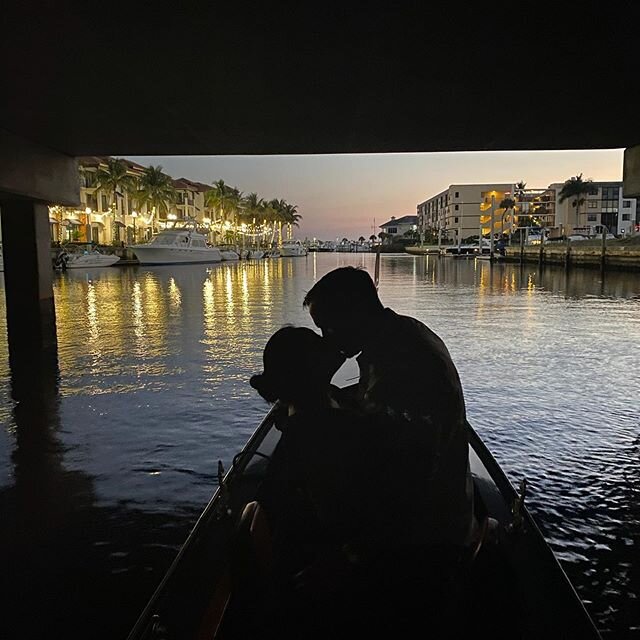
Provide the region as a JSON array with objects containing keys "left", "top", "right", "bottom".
[{"left": 125, "top": 403, "right": 281, "bottom": 640}]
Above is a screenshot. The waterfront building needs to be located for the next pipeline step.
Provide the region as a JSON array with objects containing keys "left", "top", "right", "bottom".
[
  {"left": 379, "top": 215, "right": 418, "bottom": 241},
  {"left": 417, "top": 184, "right": 516, "bottom": 244},
  {"left": 173, "top": 178, "right": 211, "bottom": 222},
  {"left": 51, "top": 156, "right": 154, "bottom": 245},
  {"left": 549, "top": 180, "right": 637, "bottom": 236},
  {"left": 36, "top": 157, "right": 300, "bottom": 250},
  {"left": 48, "top": 158, "right": 218, "bottom": 246}
]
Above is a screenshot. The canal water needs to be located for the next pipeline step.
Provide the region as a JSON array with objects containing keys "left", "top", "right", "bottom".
[{"left": 1, "top": 253, "right": 639, "bottom": 639}]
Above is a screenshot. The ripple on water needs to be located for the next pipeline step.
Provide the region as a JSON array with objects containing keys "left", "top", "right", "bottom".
[{"left": 1, "top": 256, "right": 639, "bottom": 638}]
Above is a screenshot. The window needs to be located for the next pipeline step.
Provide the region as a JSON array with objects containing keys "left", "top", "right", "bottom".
[
  {"left": 387, "top": 227, "right": 397, "bottom": 234},
  {"left": 588, "top": 201, "right": 598, "bottom": 208},
  {"left": 101, "top": 194, "right": 109, "bottom": 211},
  {"left": 454, "top": 217, "right": 459, "bottom": 223},
  {"left": 587, "top": 214, "right": 597, "bottom": 221},
  {"left": 623, "top": 200, "right": 632, "bottom": 208},
  {"left": 454, "top": 191, "right": 459, "bottom": 198},
  {"left": 622, "top": 213, "right": 631, "bottom": 221},
  {"left": 86, "top": 193, "right": 98, "bottom": 210},
  {"left": 454, "top": 204, "right": 459, "bottom": 211}
]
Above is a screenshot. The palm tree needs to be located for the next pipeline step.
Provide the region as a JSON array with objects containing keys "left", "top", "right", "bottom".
[
  {"left": 558, "top": 174, "right": 594, "bottom": 231},
  {"left": 512, "top": 180, "right": 526, "bottom": 226},
  {"left": 499, "top": 197, "right": 516, "bottom": 236},
  {"left": 282, "top": 203, "right": 302, "bottom": 240},
  {"left": 242, "top": 193, "right": 263, "bottom": 222},
  {"left": 268, "top": 198, "right": 288, "bottom": 246},
  {"left": 131, "top": 166, "right": 177, "bottom": 232},
  {"left": 205, "top": 180, "right": 243, "bottom": 242},
  {"left": 369, "top": 234, "right": 377, "bottom": 245},
  {"left": 94, "top": 158, "right": 136, "bottom": 243},
  {"left": 358, "top": 236, "right": 366, "bottom": 244},
  {"left": 242, "top": 193, "right": 264, "bottom": 246}
]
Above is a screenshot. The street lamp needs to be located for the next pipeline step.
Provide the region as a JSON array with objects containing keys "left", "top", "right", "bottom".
[{"left": 131, "top": 211, "right": 138, "bottom": 244}]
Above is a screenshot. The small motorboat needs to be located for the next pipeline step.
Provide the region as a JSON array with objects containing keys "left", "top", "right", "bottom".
[
  {"left": 280, "top": 239, "right": 308, "bottom": 257},
  {"left": 63, "top": 247, "right": 121, "bottom": 268},
  {"left": 220, "top": 246, "right": 241, "bottom": 261},
  {"left": 247, "top": 249, "right": 265, "bottom": 260},
  {"left": 126, "top": 396, "right": 601, "bottom": 640}
]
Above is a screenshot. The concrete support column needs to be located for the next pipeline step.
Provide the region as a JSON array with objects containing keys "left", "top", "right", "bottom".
[{"left": 1, "top": 201, "right": 58, "bottom": 399}]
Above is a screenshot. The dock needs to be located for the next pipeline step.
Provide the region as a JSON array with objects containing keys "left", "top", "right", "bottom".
[{"left": 504, "top": 238, "right": 640, "bottom": 271}]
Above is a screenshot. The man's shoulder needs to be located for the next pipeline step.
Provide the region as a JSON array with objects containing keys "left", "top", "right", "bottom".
[{"left": 382, "top": 309, "right": 448, "bottom": 354}]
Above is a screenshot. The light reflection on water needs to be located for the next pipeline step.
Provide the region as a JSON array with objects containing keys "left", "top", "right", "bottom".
[{"left": 0, "top": 254, "right": 639, "bottom": 638}]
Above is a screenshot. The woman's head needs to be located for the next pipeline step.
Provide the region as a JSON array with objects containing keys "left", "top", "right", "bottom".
[{"left": 250, "top": 326, "right": 343, "bottom": 405}]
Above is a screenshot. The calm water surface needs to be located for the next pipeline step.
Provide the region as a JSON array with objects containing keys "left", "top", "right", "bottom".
[{"left": 1, "top": 254, "right": 639, "bottom": 638}]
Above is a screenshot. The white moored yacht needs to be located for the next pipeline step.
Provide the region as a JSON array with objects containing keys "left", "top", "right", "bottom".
[
  {"left": 280, "top": 239, "right": 308, "bottom": 257},
  {"left": 129, "top": 225, "right": 222, "bottom": 265}
]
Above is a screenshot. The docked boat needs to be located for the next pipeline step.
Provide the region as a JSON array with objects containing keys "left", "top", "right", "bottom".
[
  {"left": 59, "top": 244, "right": 121, "bottom": 268},
  {"left": 280, "top": 239, "right": 308, "bottom": 257},
  {"left": 405, "top": 245, "right": 440, "bottom": 255},
  {"left": 128, "top": 227, "right": 222, "bottom": 265},
  {"left": 248, "top": 249, "right": 265, "bottom": 260},
  {"left": 126, "top": 397, "right": 601, "bottom": 640},
  {"left": 219, "top": 246, "right": 241, "bottom": 261}
]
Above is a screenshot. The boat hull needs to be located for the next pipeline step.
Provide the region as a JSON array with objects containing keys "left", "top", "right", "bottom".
[
  {"left": 127, "top": 406, "right": 601, "bottom": 640},
  {"left": 129, "top": 246, "right": 223, "bottom": 265},
  {"left": 280, "top": 248, "right": 307, "bottom": 257},
  {"left": 65, "top": 254, "right": 121, "bottom": 268}
]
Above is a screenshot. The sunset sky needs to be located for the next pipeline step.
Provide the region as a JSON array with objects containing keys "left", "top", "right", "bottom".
[{"left": 129, "top": 149, "right": 624, "bottom": 240}]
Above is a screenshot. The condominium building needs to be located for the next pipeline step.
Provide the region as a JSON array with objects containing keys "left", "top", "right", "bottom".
[
  {"left": 417, "top": 184, "right": 516, "bottom": 243},
  {"left": 549, "top": 181, "right": 637, "bottom": 236}
]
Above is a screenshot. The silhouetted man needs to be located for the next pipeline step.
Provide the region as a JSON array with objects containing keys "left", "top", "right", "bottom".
[{"left": 303, "top": 266, "right": 473, "bottom": 551}]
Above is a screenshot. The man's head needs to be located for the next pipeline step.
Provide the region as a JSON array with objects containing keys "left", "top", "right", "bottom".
[{"left": 303, "top": 267, "right": 384, "bottom": 357}]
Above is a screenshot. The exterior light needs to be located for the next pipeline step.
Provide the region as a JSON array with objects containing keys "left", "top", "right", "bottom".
[
  {"left": 168, "top": 213, "right": 177, "bottom": 221},
  {"left": 203, "top": 217, "right": 211, "bottom": 224},
  {"left": 131, "top": 211, "right": 138, "bottom": 218},
  {"left": 85, "top": 207, "right": 92, "bottom": 214}
]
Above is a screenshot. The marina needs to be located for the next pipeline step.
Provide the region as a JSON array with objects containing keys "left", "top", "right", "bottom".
[{"left": 1, "top": 253, "right": 639, "bottom": 638}]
